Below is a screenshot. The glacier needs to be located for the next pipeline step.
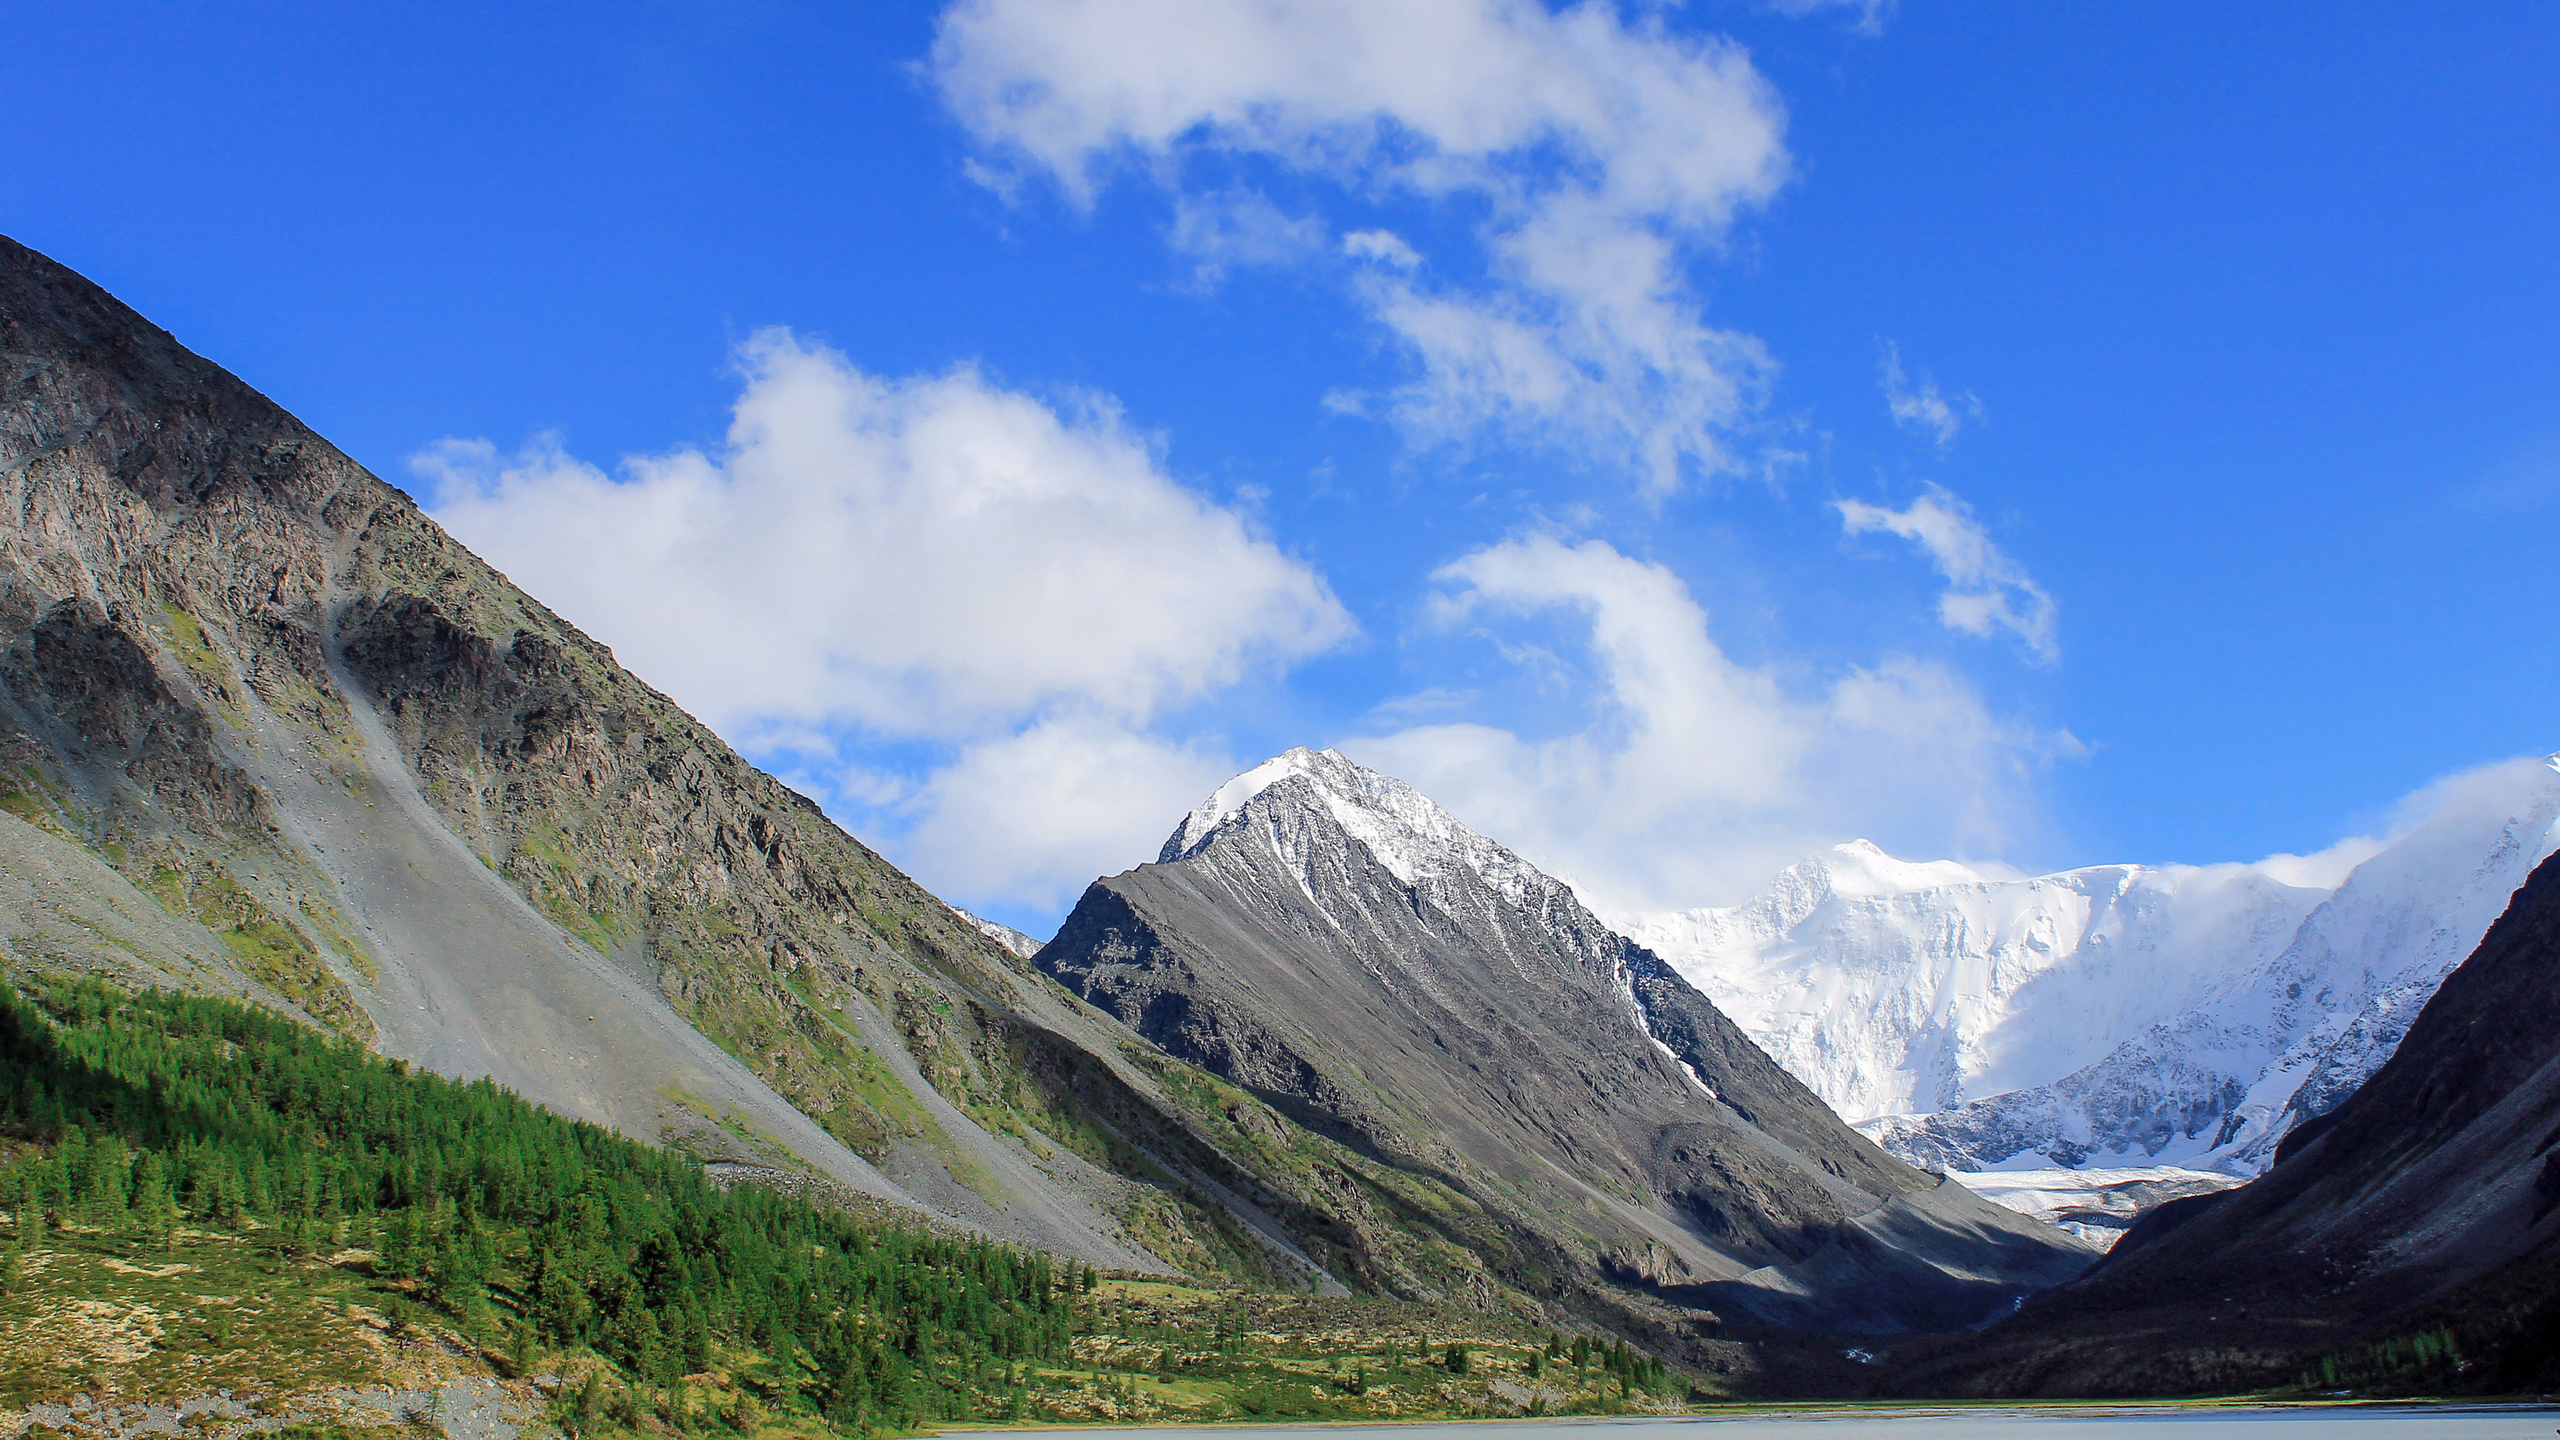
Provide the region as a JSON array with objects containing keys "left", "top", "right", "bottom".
[{"left": 1618, "top": 755, "right": 2560, "bottom": 1177}]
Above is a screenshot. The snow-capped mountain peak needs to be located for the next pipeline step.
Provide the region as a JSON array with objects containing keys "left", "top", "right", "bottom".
[
  {"left": 1814, "top": 840, "right": 1991, "bottom": 899},
  {"left": 1162, "top": 747, "right": 1555, "bottom": 910},
  {"left": 1613, "top": 845, "right": 2330, "bottom": 1125}
]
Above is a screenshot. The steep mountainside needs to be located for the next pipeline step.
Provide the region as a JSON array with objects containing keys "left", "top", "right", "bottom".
[
  {"left": 1037, "top": 749, "right": 2094, "bottom": 1335},
  {"left": 1625, "top": 758, "right": 2560, "bottom": 1178},
  {"left": 0, "top": 233, "right": 1490, "bottom": 1290},
  {"left": 1896, "top": 845, "right": 2560, "bottom": 1397}
]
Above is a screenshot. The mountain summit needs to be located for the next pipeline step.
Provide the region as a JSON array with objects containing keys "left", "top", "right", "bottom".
[{"left": 1040, "top": 748, "right": 2094, "bottom": 1332}]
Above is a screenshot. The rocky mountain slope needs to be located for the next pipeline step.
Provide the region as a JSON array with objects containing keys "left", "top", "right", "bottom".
[
  {"left": 1895, "top": 844, "right": 2560, "bottom": 1397},
  {"left": 1624, "top": 756, "right": 2560, "bottom": 1178},
  {"left": 1036, "top": 748, "right": 2095, "bottom": 1335},
  {"left": 0, "top": 232, "right": 1494, "bottom": 1294}
]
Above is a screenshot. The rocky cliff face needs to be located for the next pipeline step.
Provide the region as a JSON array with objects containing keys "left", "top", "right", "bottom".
[
  {"left": 1038, "top": 749, "right": 2095, "bottom": 1334},
  {"left": 1894, "top": 844, "right": 2560, "bottom": 1397}
]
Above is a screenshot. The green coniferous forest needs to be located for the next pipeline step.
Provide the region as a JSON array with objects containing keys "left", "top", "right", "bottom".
[
  {"left": 0, "top": 977, "right": 1084, "bottom": 1431},
  {"left": 0, "top": 977, "right": 1695, "bottom": 1432}
]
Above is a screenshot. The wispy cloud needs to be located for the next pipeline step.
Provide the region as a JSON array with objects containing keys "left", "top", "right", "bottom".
[
  {"left": 1352, "top": 533, "right": 2077, "bottom": 910},
  {"left": 1880, "top": 339, "right": 1981, "bottom": 448},
  {"left": 1764, "top": 0, "right": 1895, "bottom": 39},
  {"left": 1834, "top": 485, "right": 2058, "bottom": 662},
  {"left": 929, "top": 0, "right": 1791, "bottom": 495},
  {"left": 1167, "top": 188, "right": 1328, "bottom": 285}
]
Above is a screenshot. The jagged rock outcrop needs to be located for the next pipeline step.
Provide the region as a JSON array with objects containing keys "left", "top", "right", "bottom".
[{"left": 1038, "top": 748, "right": 2096, "bottom": 1333}]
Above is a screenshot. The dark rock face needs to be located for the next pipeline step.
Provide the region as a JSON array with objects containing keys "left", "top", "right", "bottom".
[
  {"left": 0, "top": 595, "right": 264, "bottom": 833},
  {"left": 1894, "top": 847, "right": 2560, "bottom": 1396},
  {"left": 1039, "top": 749, "right": 2094, "bottom": 1332}
]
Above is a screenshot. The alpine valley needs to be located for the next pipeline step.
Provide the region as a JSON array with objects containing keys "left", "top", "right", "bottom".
[
  {"left": 0, "top": 235, "right": 2084, "bottom": 1425},
  {"left": 4, "top": 226, "right": 2558, "bottom": 1425}
]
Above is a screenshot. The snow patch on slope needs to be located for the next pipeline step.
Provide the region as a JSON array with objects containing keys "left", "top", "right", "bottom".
[
  {"left": 952, "top": 906, "right": 1045, "bottom": 960},
  {"left": 1950, "top": 1166, "right": 2243, "bottom": 1250}
]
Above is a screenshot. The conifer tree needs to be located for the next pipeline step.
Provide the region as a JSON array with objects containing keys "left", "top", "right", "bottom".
[{"left": 128, "top": 1151, "right": 179, "bottom": 1251}]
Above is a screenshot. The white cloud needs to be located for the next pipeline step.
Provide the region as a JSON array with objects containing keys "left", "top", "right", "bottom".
[
  {"left": 420, "top": 330, "right": 1351, "bottom": 736},
  {"left": 929, "top": 0, "right": 1790, "bottom": 494},
  {"left": 1834, "top": 485, "right": 2058, "bottom": 662},
  {"left": 2247, "top": 836, "right": 2388, "bottom": 891},
  {"left": 1349, "top": 534, "right": 2076, "bottom": 911},
  {"left": 1341, "top": 229, "right": 1422, "bottom": 269},
  {"left": 2239, "top": 754, "right": 2560, "bottom": 890},
  {"left": 1879, "top": 339, "right": 1980, "bottom": 448},
  {"left": 418, "top": 330, "right": 1351, "bottom": 907},
  {"left": 901, "top": 716, "right": 1236, "bottom": 909}
]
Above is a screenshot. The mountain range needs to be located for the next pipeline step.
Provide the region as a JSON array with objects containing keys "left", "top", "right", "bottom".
[
  {"left": 0, "top": 233, "right": 2088, "bottom": 1387},
  {"left": 1894, "top": 843, "right": 2560, "bottom": 1396}
]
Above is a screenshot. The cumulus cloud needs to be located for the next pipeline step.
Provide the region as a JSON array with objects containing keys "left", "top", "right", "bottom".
[
  {"left": 1350, "top": 534, "right": 2078, "bottom": 911},
  {"left": 417, "top": 330, "right": 1350, "bottom": 907},
  {"left": 929, "top": 0, "right": 1791, "bottom": 493},
  {"left": 1834, "top": 486, "right": 2058, "bottom": 662},
  {"left": 421, "top": 330, "right": 1350, "bottom": 734},
  {"left": 1879, "top": 340, "right": 1980, "bottom": 448}
]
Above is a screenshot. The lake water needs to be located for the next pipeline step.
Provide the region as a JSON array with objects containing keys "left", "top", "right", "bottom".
[{"left": 991, "top": 1407, "right": 2560, "bottom": 1439}]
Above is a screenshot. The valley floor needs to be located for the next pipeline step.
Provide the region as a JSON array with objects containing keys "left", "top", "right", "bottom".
[{"left": 0, "top": 1225, "right": 1689, "bottom": 1440}]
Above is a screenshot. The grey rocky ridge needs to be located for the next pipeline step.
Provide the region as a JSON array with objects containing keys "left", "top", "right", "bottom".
[
  {"left": 1035, "top": 747, "right": 2096, "bottom": 1334},
  {"left": 0, "top": 230, "right": 2091, "bottom": 1374}
]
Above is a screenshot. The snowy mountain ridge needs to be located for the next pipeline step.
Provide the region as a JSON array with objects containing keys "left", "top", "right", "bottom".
[
  {"left": 1610, "top": 846, "right": 2330, "bottom": 1125},
  {"left": 1163, "top": 746, "right": 1563, "bottom": 919},
  {"left": 1145, "top": 744, "right": 2560, "bottom": 1185},
  {"left": 1626, "top": 755, "right": 2560, "bottom": 1177},
  {"left": 1045, "top": 745, "right": 2098, "bottom": 1328}
]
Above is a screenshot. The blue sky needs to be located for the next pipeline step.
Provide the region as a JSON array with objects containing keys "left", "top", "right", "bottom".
[{"left": 7, "top": 2, "right": 2555, "bottom": 934}]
